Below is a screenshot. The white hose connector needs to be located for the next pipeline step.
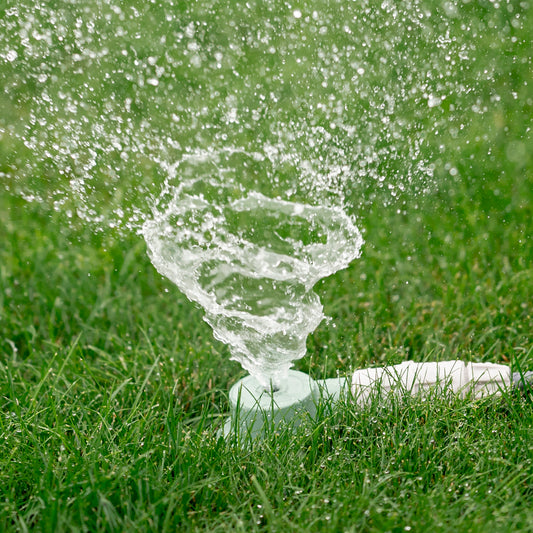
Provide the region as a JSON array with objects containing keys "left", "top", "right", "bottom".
[
  {"left": 220, "top": 361, "right": 512, "bottom": 441},
  {"left": 351, "top": 360, "right": 511, "bottom": 404}
]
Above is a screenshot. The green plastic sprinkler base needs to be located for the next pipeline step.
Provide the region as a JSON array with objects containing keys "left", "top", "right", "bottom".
[{"left": 221, "top": 370, "right": 319, "bottom": 440}]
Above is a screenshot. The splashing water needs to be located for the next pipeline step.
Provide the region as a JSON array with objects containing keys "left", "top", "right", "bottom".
[
  {"left": 0, "top": 0, "right": 526, "bottom": 383},
  {"left": 2, "top": 0, "right": 518, "bottom": 228},
  {"left": 142, "top": 149, "right": 363, "bottom": 386}
]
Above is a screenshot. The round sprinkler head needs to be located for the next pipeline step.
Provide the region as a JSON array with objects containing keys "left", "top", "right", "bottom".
[{"left": 222, "top": 370, "right": 319, "bottom": 440}]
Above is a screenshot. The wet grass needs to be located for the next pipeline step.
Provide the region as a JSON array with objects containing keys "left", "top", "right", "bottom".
[{"left": 1, "top": 153, "right": 532, "bottom": 532}]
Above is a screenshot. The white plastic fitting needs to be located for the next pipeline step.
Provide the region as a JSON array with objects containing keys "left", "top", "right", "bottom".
[
  {"left": 222, "top": 369, "right": 318, "bottom": 439},
  {"left": 220, "top": 361, "right": 512, "bottom": 441},
  {"left": 351, "top": 360, "right": 511, "bottom": 404}
]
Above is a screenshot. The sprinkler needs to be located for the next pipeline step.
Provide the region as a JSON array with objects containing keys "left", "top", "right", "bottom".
[
  {"left": 221, "top": 360, "right": 529, "bottom": 440},
  {"left": 221, "top": 370, "right": 319, "bottom": 439}
]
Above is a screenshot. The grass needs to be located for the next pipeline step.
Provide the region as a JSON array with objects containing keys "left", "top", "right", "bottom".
[
  {"left": 1, "top": 0, "right": 533, "bottom": 531},
  {"left": 1, "top": 163, "right": 532, "bottom": 531}
]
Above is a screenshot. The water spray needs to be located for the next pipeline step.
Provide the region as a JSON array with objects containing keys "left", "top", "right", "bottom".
[{"left": 2, "top": 0, "right": 527, "bottom": 447}]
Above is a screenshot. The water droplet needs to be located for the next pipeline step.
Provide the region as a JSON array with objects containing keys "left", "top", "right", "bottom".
[{"left": 5, "top": 49, "right": 17, "bottom": 62}]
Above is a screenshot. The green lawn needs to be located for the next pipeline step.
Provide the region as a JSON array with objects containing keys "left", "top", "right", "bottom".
[
  {"left": 1, "top": 0, "right": 533, "bottom": 531},
  {"left": 1, "top": 151, "right": 532, "bottom": 531}
]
